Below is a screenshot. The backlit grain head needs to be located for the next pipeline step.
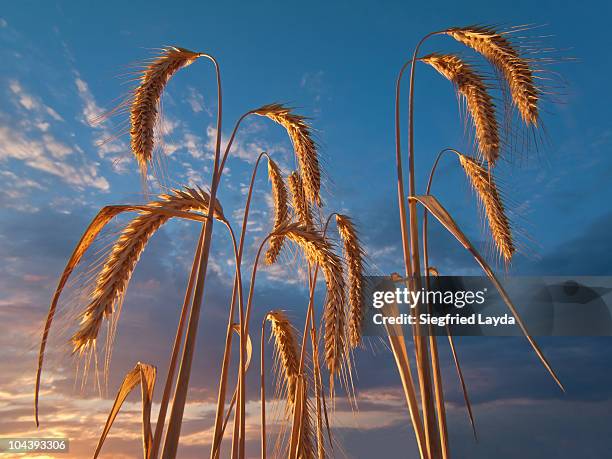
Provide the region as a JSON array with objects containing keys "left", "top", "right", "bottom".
[
  {"left": 458, "top": 154, "right": 515, "bottom": 263},
  {"left": 266, "top": 310, "right": 300, "bottom": 405},
  {"left": 422, "top": 53, "right": 500, "bottom": 165},
  {"left": 288, "top": 171, "right": 314, "bottom": 231},
  {"left": 254, "top": 104, "right": 321, "bottom": 206},
  {"left": 278, "top": 224, "right": 347, "bottom": 386},
  {"left": 298, "top": 380, "right": 316, "bottom": 459},
  {"left": 335, "top": 215, "right": 365, "bottom": 349},
  {"left": 444, "top": 26, "right": 539, "bottom": 126},
  {"left": 265, "top": 159, "right": 289, "bottom": 265},
  {"left": 130, "top": 47, "right": 203, "bottom": 178},
  {"left": 72, "top": 187, "right": 221, "bottom": 355}
]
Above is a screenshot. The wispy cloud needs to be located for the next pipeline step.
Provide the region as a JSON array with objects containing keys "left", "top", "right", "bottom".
[
  {"left": 185, "top": 86, "right": 210, "bottom": 115},
  {"left": 8, "top": 79, "right": 63, "bottom": 121},
  {"left": 0, "top": 123, "right": 109, "bottom": 191},
  {"left": 74, "top": 77, "right": 104, "bottom": 124},
  {"left": 72, "top": 72, "right": 129, "bottom": 171}
]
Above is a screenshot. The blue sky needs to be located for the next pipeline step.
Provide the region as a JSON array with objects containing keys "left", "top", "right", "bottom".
[{"left": 1, "top": 1, "right": 612, "bottom": 458}]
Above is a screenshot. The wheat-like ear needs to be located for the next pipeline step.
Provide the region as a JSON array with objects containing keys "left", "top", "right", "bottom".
[
  {"left": 458, "top": 154, "right": 515, "bottom": 263},
  {"left": 266, "top": 311, "right": 300, "bottom": 405},
  {"left": 265, "top": 159, "right": 289, "bottom": 265},
  {"left": 254, "top": 104, "right": 321, "bottom": 206},
  {"left": 288, "top": 171, "right": 314, "bottom": 231},
  {"left": 445, "top": 26, "right": 539, "bottom": 126},
  {"left": 130, "top": 47, "right": 203, "bottom": 178},
  {"left": 335, "top": 215, "right": 365, "bottom": 349},
  {"left": 72, "top": 187, "right": 222, "bottom": 355},
  {"left": 298, "top": 380, "right": 316, "bottom": 459},
  {"left": 280, "top": 224, "right": 346, "bottom": 387},
  {"left": 422, "top": 53, "right": 500, "bottom": 165}
]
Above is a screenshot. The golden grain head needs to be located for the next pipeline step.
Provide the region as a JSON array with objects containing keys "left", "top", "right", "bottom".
[
  {"left": 280, "top": 224, "right": 346, "bottom": 385},
  {"left": 288, "top": 171, "right": 314, "bottom": 231},
  {"left": 266, "top": 310, "right": 300, "bottom": 405},
  {"left": 335, "top": 215, "right": 365, "bottom": 349},
  {"left": 130, "top": 47, "right": 203, "bottom": 178},
  {"left": 265, "top": 159, "right": 290, "bottom": 265},
  {"left": 71, "top": 187, "right": 219, "bottom": 355},
  {"left": 458, "top": 154, "right": 515, "bottom": 263},
  {"left": 445, "top": 26, "right": 539, "bottom": 126},
  {"left": 422, "top": 53, "right": 500, "bottom": 165},
  {"left": 298, "top": 379, "right": 316, "bottom": 459},
  {"left": 254, "top": 104, "right": 321, "bottom": 206}
]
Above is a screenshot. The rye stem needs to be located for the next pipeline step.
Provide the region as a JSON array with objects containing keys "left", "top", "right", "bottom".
[
  {"left": 406, "top": 32, "right": 443, "bottom": 459},
  {"left": 162, "top": 54, "right": 223, "bottom": 459},
  {"left": 150, "top": 229, "right": 204, "bottom": 458}
]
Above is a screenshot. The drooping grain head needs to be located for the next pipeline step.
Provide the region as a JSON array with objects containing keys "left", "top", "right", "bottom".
[
  {"left": 254, "top": 104, "right": 321, "bottom": 206},
  {"left": 298, "top": 379, "right": 316, "bottom": 459},
  {"left": 421, "top": 53, "right": 500, "bottom": 165},
  {"left": 458, "top": 154, "right": 515, "bottom": 263},
  {"left": 130, "top": 47, "right": 203, "bottom": 178},
  {"left": 335, "top": 215, "right": 365, "bottom": 349},
  {"left": 265, "top": 159, "right": 289, "bottom": 265},
  {"left": 288, "top": 171, "right": 314, "bottom": 231},
  {"left": 71, "top": 187, "right": 221, "bottom": 355},
  {"left": 280, "top": 224, "right": 346, "bottom": 387},
  {"left": 266, "top": 311, "right": 300, "bottom": 405},
  {"left": 445, "top": 26, "right": 539, "bottom": 126}
]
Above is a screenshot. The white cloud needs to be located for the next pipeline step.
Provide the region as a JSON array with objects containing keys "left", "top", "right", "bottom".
[
  {"left": 183, "top": 163, "right": 205, "bottom": 186},
  {"left": 185, "top": 86, "right": 208, "bottom": 114},
  {"left": 74, "top": 77, "right": 104, "bottom": 124},
  {"left": 8, "top": 80, "right": 64, "bottom": 121},
  {"left": 2, "top": 80, "right": 107, "bottom": 193},
  {"left": 182, "top": 131, "right": 209, "bottom": 160},
  {"left": 43, "top": 134, "right": 73, "bottom": 158},
  {"left": 73, "top": 73, "right": 128, "bottom": 169},
  {"left": 36, "top": 121, "right": 50, "bottom": 132},
  {"left": 162, "top": 142, "right": 180, "bottom": 156},
  {"left": 205, "top": 123, "right": 289, "bottom": 165},
  {"left": 158, "top": 115, "right": 179, "bottom": 136},
  {"left": 154, "top": 115, "right": 181, "bottom": 156},
  {"left": 0, "top": 170, "right": 44, "bottom": 191},
  {"left": 0, "top": 171, "right": 45, "bottom": 212},
  {"left": 0, "top": 125, "right": 109, "bottom": 191},
  {"left": 0, "top": 18, "right": 7, "bottom": 28}
]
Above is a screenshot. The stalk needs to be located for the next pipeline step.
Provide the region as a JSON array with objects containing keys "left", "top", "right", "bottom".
[
  {"left": 308, "top": 267, "right": 326, "bottom": 459},
  {"left": 221, "top": 234, "right": 275, "bottom": 457},
  {"left": 312, "top": 340, "right": 325, "bottom": 457},
  {"left": 230, "top": 380, "right": 241, "bottom": 459},
  {"left": 210, "top": 281, "right": 239, "bottom": 459},
  {"left": 150, "top": 230, "right": 204, "bottom": 458},
  {"left": 210, "top": 145, "right": 268, "bottom": 458},
  {"left": 238, "top": 153, "right": 273, "bottom": 458},
  {"left": 260, "top": 316, "right": 267, "bottom": 459},
  {"left": 420, "top": 148, "right": 464, "bottom": 459},
  {"left": 394, "top": 40, "right": 434, "bottom": 459},
  {"left": 162, "top": 55, "right": 223, "bottom": 459},
  {"left": 212, "top": 114, "right": 258, "bottom": 459},
  {"left": 223, "top": 231, "right": 274, "bottom": 458},
  {"left": 289, "top": 214, "right": 335, "bottom": 456},
  {"left": 210, "top": 152, "right": 276, "bottom": 459},
  {"left": 405, "top": 32, "right": 443, "bottom": 459},
  {"left": 423, "top": 153, "right": 478, "bottom": 441}
]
